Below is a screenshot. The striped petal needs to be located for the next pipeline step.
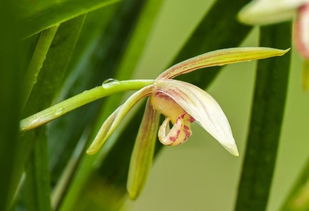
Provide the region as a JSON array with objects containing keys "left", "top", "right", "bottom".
[
  {"left": 155, "top": 79, "right": 239, "bottom": 156},
  {"left": 157, "top": 47, "right": 289, "bottom": 79},
  {"left": 238, "top": 0, "right": 309, "bottom": 25},
  {"left": 158, "top": 114, "right": 193, "bottom": 146},
  {"left": 86, "top": 85, "right": 153, "bottom": 154},
  {"left": 127, "top": 100, "right": 160, "bottom": 200}
]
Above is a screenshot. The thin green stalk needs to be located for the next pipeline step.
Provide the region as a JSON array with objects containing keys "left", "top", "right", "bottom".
[
  {"left": 23, "top": 25, "right": 59, "bottom": 107},
  {"left": 281, "top": 157, "right": 309, "bottom": 211},
  {"left": 234, "top": 23, "right": 292, "bottom": 211},
  {"left": 20, "top": 80, "right": 154, "bottom": 131}
]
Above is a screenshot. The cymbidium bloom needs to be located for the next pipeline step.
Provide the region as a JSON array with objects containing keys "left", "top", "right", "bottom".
[
  {"left": 238, "top": 0, "right": 309, "bottom": 89},
  {"left": 86, "top": 47, "right": 288, "bottom": 199}
]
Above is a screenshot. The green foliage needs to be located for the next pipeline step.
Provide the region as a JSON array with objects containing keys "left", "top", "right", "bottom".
[
  {"left": 22, "top": 0, "right": 120, "bottom": 37},
  {"left": 0, "top": 1, "right": 23, "bottom": 210},
  {"left": 235, "top": 22, "right": 292, "bottom": 211}
]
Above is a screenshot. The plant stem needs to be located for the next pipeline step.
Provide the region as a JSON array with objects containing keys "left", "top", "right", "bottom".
[
  {"left": 20, "top": 79, "right": 154, "bottom": 131},
  {"left": 23, "top": 25, "right": 59, "bottom": 108}
]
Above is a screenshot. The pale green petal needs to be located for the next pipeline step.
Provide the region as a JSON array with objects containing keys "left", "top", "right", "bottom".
[
  {"left": 238, "top": 0, "right": 309, "bottom": 25},
  {"left": 127, "top": 101, "right": 160, "bottom": 199},
  {"left": 157, "top": 47, "right": 289, "bottom": 79},
  {"left": 87, "top": 85, "right": 153, "bottom": 155},
  {"left": 155, "top": 79, "right": 239, "bottom": 156},
  {"left": 86, "top": 108, "right": 119, "bottom": 154}
]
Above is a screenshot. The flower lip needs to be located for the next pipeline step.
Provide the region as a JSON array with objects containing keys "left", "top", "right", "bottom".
[{"left": 154, "top": 79, "right": 239, "bottom": 156}]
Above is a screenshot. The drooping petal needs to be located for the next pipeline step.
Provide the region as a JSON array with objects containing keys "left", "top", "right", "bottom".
[
  {"left": 158, "top": 114, "right": 193, "bottom": 146},
  {"left": 238, "top": 0, "right": 309, "bottom": 25},
  {"left": 157, "top": 47, "right": 289, "bottom": 79},
  {"left": 86, "top": 85, "right": 153, "bottom": 154},
  {"left": 86, "top": 108, "right": 119, "bottom": 154},
  {"left": 155, "top": 79, "right": 239, "bottom": 156},
  {"left": 295, "top": 3, "right": 309, "bottom": 59},
  {"left": 127, "top": 100, "right": 160, "bottom": 200}
]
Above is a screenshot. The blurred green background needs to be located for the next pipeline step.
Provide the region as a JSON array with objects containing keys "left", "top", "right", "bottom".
[{"left": 110, "top": 0, "right": 309, "bottom": 210}]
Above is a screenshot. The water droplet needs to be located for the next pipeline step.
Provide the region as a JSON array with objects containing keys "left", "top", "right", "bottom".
[
  {"left": 102, "top": 78, "right": 120, "bottom": 88},
  {"left": 102, "top": 78, "right": 118, "bottom": 84}
]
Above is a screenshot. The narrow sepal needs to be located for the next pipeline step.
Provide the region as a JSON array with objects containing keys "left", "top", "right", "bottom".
[
  {"left": 86, "top": 108, "right": 119, "bottom": 154},
  {"left": 157, "top": 47, "right": 289, "bottom": 79},
  {"left": 87, "top": 85, "right": 153, "bottom": 154},
  {"left": 127, "top": 100, "right": 160, "bottom": 199},
  {"left": 155, "top": 79, "right": 239, "bottom": 156}
]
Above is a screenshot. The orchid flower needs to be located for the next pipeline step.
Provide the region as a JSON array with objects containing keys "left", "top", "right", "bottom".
[
  {"left": 85, "top": 47, "right": 288, "bottom": 199},
  {"left": 238, "top": 0, "right": 309, "bottom": 89}
]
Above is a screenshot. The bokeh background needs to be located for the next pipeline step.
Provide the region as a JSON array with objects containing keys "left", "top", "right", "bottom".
[{"left": 115, "top": 0, "right": 309, "bottom": 210}]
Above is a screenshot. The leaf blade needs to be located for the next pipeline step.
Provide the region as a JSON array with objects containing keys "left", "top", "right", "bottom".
[
  {"left": 22, "top": 0, "right": 120, "bottom": 37},
  {"left": 234, "top": 22, "right": 292, "bottom": 211}
]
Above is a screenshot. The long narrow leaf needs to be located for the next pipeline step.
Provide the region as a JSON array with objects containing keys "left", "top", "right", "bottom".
[
  {"left": 23, "top": 26, "right": 59, "bottom": 107},
  {"left": 234, "top": 22, "right": 292, "bottom": 211},
  {"left": 0, "top": 1, "right": 23, "bottom": 210},
  {"left": 22, "top": 0, "right": 120, "bottom": 37},
  {"left": 23, "top": 130, "right": 51, "bottom": 211},
  {"left": 17, "top": 16, "right": 86, "bottom": 211}
]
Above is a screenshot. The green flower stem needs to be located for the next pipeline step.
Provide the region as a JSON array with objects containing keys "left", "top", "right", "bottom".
[
  {"left": 20, "top": 79, "right": 154, "bottom": 131},
  {"left": 23, "top": 25, "right": 59, "bottom": 108}
]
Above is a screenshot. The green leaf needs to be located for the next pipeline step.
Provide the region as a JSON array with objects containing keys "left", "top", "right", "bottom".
[
  {"left": 23, "top": 129, "right": 51, "bottom": 211},
  {"left": 23, "top": 26, "right": 59, "bottom": 108},
  {"left": 234, "top": 22, "right": 292, "bottom": 211},
  {"left": 47, "top": 5, "right": 118, "bottom": 184},
  {"left": 16, "top": 16, "right": 86, "bottom": 211},
  {"left": 0, "top": 1, "right": 23, "bottom": 210},
  {"left": 22, "top": 0, "right": 120, "bottom": 37}
]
